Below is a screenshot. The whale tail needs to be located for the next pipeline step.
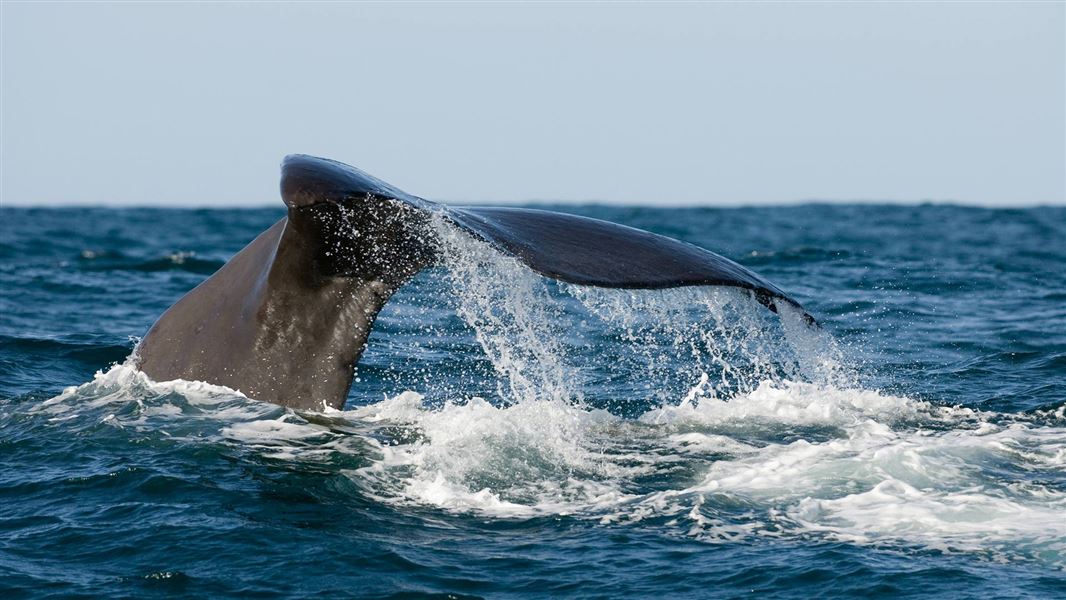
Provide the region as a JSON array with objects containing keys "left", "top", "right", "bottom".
[
  {"left": 136, "top": 155, "right": 815, "bottom": 409},
  {"left": 281, "top": 154, "right": 814, "bottom": 317}
]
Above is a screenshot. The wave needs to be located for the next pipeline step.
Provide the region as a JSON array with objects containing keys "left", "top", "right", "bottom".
[
  {"left": 34, "top": 363, "right": 1066, "bottom": 569},
  {"left": 73, "top": 249, "right": 224, "bottom": 274},
  {"left": 22, "top": 215, "right": 1065, "bottom": 570},
  {"left": 0, "top": 335, "right": 131, "bottom": 365}
]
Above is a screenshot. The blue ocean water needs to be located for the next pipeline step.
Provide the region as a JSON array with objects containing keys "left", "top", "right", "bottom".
[{"left": 1, "top": 204, "right": 1064, "bottom": 599}]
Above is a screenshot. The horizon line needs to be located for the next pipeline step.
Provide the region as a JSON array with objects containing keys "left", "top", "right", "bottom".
[{"left": 2, "top": 198, "right": 1064, "bottom": 210}]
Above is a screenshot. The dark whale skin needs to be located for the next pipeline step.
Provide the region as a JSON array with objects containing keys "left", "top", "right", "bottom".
[{"left": 136, "top": 155, "right": 812, "bottom": 409}]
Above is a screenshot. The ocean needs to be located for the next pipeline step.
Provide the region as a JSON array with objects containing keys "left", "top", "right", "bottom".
[{"left": 1, "top": 204, "right": 1064, "bottom": 598}]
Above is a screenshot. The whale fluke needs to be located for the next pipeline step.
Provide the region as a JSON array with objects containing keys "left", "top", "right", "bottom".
[
  {"left": 445, "top": 206, "right": 802, "bottom": 316},
  {"left": 136, "top": 155, "right": 814, "bottom": 410}
]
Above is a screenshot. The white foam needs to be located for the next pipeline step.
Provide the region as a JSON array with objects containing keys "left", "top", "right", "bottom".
[
  {"left": 38, "top": 362, "right": 253, "bottom": 413},
  {"left": 343, "top": 390, "right": 639, "bottom": 516},
  {"left": 786, "top": 477, "right": 1066, "bottom": 565},
  {"left": 333, "top": 378, "right": 1066, "bottom": 567},
  {"left": 641, "top": 379, "right": 966, "bottom": 429},
  {"left": 50, "top": 361, "right": 1066, "bottom": 568}
]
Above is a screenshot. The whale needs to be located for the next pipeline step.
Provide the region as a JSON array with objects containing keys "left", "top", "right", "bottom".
[{"left": 135, "top": 155, "right": 814, "bottom": 410}]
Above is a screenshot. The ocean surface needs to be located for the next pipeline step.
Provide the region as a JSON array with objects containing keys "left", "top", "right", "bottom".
[{"left": 1, "top": 204, "right": 1064, "bottom": 599}]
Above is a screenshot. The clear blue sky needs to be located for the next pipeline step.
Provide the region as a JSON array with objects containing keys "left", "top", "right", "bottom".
[{"left": 2, "top": 2, "right": 1063, "bottom": 207}]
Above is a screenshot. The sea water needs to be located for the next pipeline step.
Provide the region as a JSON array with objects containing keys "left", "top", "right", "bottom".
[{"left": 1, "top": 205, "right": 1064, "bottom": 598}]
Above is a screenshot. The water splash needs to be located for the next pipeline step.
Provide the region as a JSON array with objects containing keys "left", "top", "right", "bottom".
[
  {"left": 433, "top": 217, "right": 574, "bottom": 405},
  {"left": 431, "top": 215, "right": 846, "bottom": 410}
]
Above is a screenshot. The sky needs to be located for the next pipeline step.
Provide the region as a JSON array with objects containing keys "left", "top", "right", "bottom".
[{"left": 1, "top": 2, "right": 1063, "bottom": 207}]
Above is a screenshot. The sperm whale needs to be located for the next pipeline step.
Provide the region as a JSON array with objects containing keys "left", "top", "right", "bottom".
[{"left": 135, "top": 155, "right": 813, "bottom": 409}]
